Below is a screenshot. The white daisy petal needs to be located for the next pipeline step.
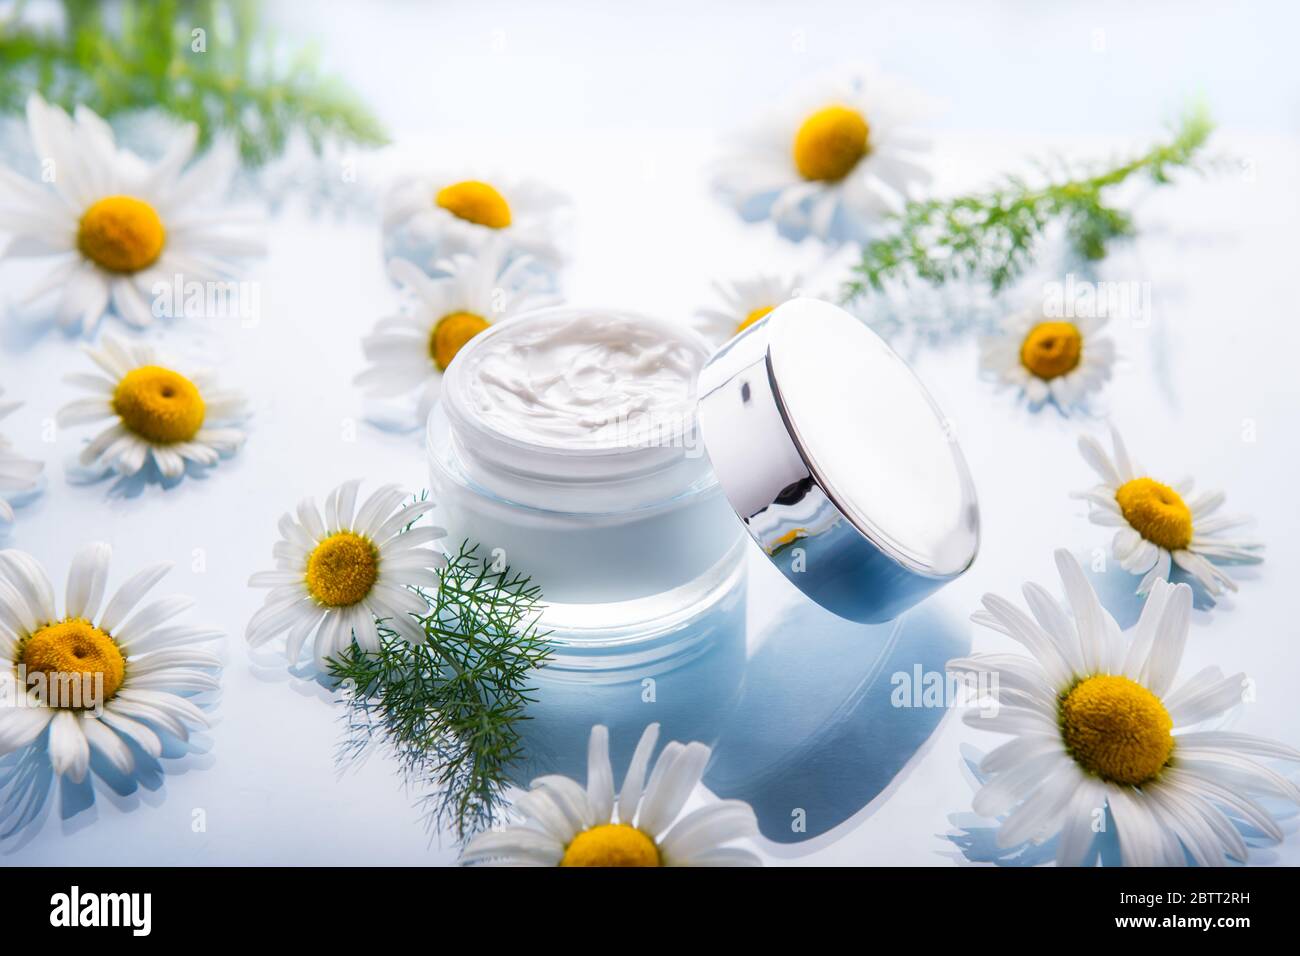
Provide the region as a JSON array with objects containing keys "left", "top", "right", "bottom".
[
  {"left": 972, "top": 750, "right": 1069, "bottom": 820},
  {"left": 1121, "top": 578, "right": 1172, "bottom": 679},
  {"left": 585, "top": 724, "right": 615, "bottom": 825},
  {"left": 1020, "top": 581, "right": 1083, "bottom": 672},
  {"left": 1078, "top": 435, "right": 1120, "bottom": 485},
  {"left": 460, "top": 828, "right": 564, "bottom": 866},
  {"left": 1162, "top": 768, "right": 1282, "bottom": 844},
  {"left": 1144, "top": 785, "right": 1223, "bottom": 866},
  {"left": 636, "top": 741, "right": 711, "bottom": 838},
  {"left": 0, "top": 549, "right": 58, "bottom": 623},
  {"left": 617, "top": 722, "right": 660, "bottom": 825},
  {"left": 1055, "top": 776, "right": 1108, "bottom": 867},
  {"left": 49, "top": 710, "right": 90, "bottom": 782},
  {"left": 1107, "top": 786, "right": 1164, "bottom": 867},
  {"left": 0, "top": 705, "right": 54, "bottom": 755},
  {"left": 113, "top": 595, "right": 196, "bottom": 648},
  {"left": 531, "top": 774, "right": 596, "bottom": 834},
  {"left": 1165, "top": 669, "right": 1247, "bottom": 726},
  {"left": 659, "top": 800, "right": 759, "bottom": 864},
  {"left": 980, "top": 593, "right": 1071, "bottom": 684},
  {"left": 1124, "top": 540, "right": 1160, "bottom": 575},
  {"left": 284, "top": 606, "right": 325, "bottom": 663},
  {"left": 1171, "top": 549, "right": 1234, "bottom": 595},
  {"left": 512, "top": 788, "right": 579, "bottom": 844},
  {"left": 1054, "top": 549, "right": 1111, "bottom": 675},
  {"left": 978, "top": 733, "right": 1063, "bottom": 776},
  {"left": 1174, "top": 731, "right": 1300, "bottom": 762},
  {"left": 995, "top": 760, "right": 1080, "bottom": 848},
  {"left": 1108, "top": 424, "right": 1136, "bottom": 481},
  {"left": 81, "top": 715, "right": 135, "bottom": 776},
  {"left": 1136, "top": 549, "right": 1172, "bottom": 595},
  {"left": 354, "top": 484, "right": 407, "bottom": 536},
  {"left": 64, "top": 541, "right": 112, "bottom": 621},
  {"left": 1173, "top": 752, "right": 1300, "bottom": 803},
  {"left": 1140, "top": 581, "right": 1192, "bottom": 697}
]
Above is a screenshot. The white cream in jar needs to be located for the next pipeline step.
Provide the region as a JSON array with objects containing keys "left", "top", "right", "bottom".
[{"left": 456, "top": 312, "right": 702, "bottom": 450}]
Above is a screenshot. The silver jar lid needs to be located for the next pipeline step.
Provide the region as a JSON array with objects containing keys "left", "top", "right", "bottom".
[{"left": 696, "top": 298, "right": 979, "bottom": 623}]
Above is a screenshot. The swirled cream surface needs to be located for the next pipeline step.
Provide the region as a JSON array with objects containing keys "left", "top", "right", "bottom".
[{"left": 451, "top": 311, "right": 707, "bottom": 449}]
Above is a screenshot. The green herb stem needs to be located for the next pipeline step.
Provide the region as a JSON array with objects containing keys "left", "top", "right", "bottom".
[
  {"left": 843, "top": 105, "right": 1214, "bottom": 301},
  {"left": 0, "top": 0, "right": 387, "bottom": 166},
  {"left": 328, "top": 540, "right": 552, "bottom": 842}
]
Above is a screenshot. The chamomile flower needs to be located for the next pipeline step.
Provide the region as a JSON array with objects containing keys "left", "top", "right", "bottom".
[
  {"left": 0, "top": 391, "right": 43, "bottom": 524},
  {"left": 355, "top": 244, "right": 559, "bottom": 425},
  {"left": 980, "top": 305, "right": 1115, "bottom": 411},
  {"left": 57, "top": 335, "right": 249, "bottom": 480},
  {"left": 1075, "top": 425, "right": 1263, "bottom": 597},
  {"left": 692, "top": 274, "right": 803, "bottom": 346},
  {"left": 246, "top": 481, "right": 447, "bottom": 668},
  {"left": 0, "top": 94, "right": 263, "bottom": 333},
  {"left": 461, "top": 723, "right": 761, "bottom": 867},
  {"left": 713, "top": 65, "right": 933, "bottom": 244},
  {"left": 949, "top": 549, "right": 1300, "bottom": 866},
  {"left": 382, "top": 171, "right": 570, "bottom": 284},
  {"left": 0, "top": 542, "right": 222, "bottom": 782}
]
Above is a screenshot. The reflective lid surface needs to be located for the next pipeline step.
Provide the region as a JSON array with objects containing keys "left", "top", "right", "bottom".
[{"left": 696, "top": 298, "right": 979, "bottom": 623}]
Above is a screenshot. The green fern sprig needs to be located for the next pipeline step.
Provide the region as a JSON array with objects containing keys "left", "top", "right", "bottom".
[
  {"left": 0, "top": 0, "right": 387, "bottom": 166},
  {"left": 328, "top": 540, "right": 552, "bottom": 843},
  {"left": 843, "top": 106, "right": 1214, "bottom": 301}
]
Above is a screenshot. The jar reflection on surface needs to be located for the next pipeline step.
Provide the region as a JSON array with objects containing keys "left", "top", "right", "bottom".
[{"left": 515, "top": 548, "right": 747, "bottom": 783}]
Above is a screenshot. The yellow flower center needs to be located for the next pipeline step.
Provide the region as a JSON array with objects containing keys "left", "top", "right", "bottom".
[
  {"left": 1019, "top": 321, "right": 1083, "bottom": 380},
  {"left": 430, "top": 311, "right": 490, "bottom": 371},
  {"left": 305, "top": 531, "right": 379, "bottom": 607},
  {"left": 20, "top": 618, "right": 126, "bottom": 705},
  {"left": 793, "top": 105, "right": 870, "bottom": 182},
  {"left": 435, "top": 180, "right": 513, "bottom": 229},
  {"left": 112, "top": 366, "right": 206, "bottom": 445},
  {"left": 1115, "top": 478, "right": 1194, "bottom": 552},
  {"left": 1059, "top": 674, "right": 1174, "bottom": 786},
  {"left": 735, "top": 304, "right": 775, "bottom": 335},
  {"left": 77, "top": 195, "right": 167, "bottom": 273},
  {"left": 560, "top": 823, "right": 661, "bottom": 867}
]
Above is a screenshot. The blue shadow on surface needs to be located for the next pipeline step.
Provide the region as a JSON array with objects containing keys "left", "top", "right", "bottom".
[
  {"left": 65, "top": 453, "right": 218, "bottom": 499},
  {"left": 703, "top": 598, "right": 968, "bottom": 845}
]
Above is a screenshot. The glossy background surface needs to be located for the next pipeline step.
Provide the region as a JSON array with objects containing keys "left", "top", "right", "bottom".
[{"left": 1, "top": 0, "right": 1298, "bottom": 864}]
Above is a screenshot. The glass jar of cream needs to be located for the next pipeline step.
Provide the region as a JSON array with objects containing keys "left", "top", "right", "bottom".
[{"left": 427, "top": 307, "right": 748, "bottom": 774}]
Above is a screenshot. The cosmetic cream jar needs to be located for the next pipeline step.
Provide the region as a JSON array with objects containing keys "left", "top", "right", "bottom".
[{"left": 428, "top": 307, "right": 747, "bottom": 774}]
